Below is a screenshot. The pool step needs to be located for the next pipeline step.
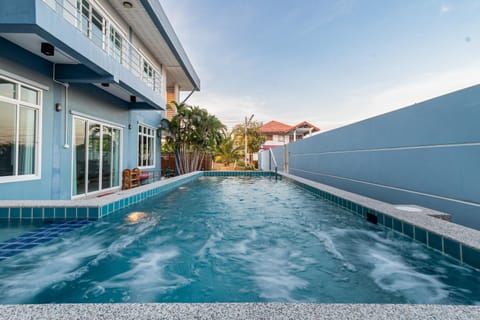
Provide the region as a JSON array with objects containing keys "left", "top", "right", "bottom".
[{"left": 0, "top": 220, "right": 91, "bottom": 261}]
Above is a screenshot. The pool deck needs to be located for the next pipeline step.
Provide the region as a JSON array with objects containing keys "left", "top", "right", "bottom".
[{"left": 0, "top": 303, "right": 479, "bottom": 319}]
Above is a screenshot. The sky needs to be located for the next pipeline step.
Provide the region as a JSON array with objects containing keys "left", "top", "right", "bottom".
[{"left": 159, "top": 0, "right": 480, "bottom": 131}]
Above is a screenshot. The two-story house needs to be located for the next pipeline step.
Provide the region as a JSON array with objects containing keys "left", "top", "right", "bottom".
[
  {"left": 260, "top": 120, "right": 320, "bottom": 150},
  {"left": 0, "top": 0, "right": 199, "bottom": 200}
]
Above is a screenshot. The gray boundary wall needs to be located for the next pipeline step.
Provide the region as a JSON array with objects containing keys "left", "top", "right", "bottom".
[{"left": 259, "top": 84, "right": 480, "bottom": 229}]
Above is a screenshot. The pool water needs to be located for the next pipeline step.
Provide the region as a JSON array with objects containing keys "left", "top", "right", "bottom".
[
  {"left": 0, "top": 176, "right": 479, "bottom": 304},
  {"left": 0, "top": 220, "right": 49, "bottom": 243}
]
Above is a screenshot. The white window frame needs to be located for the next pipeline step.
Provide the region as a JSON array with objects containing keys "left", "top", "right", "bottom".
[
  {"left": 0, "top": 75, "right": 42, "bottom": 183},
  {"left": 137, "top": 124, "right": 156, "bottom": 169},
  {"left": 71, "top": 115, "right": 123, "bottom": 199}
]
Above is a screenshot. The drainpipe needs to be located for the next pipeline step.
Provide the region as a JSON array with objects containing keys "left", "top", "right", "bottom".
[{"left": 52, "top": 64, "right": 70, "bottom": 149}]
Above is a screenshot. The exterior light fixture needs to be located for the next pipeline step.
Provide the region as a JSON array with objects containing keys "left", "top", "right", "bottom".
[
  {"left": 130, "top": 95, "right": 136, "bottom": 103},
  {"left": 101, "top": 83, "right": 110, "bottom": 87},
  {"left": 55, "top": 103, "right": 62, "bottom": 112},
  {"left": 128, "top": 124, "right": 132, "bottom": 130},
  {"left": 41, "top": 42, "right": 55, "bottom": 56},
  {"left": 122, "top": 1, "right": 133, "bottom": 8}
]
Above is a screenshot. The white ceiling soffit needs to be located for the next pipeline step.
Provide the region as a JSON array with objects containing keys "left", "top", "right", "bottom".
[
  {"left": 0, "top": 33, "right": 79, "bottom": 65},
  {"left": 108, "top": 0, "right": 196, "bottom": 91}
]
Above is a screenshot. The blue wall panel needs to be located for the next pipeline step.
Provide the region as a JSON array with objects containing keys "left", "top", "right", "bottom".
[
  {"left": 264, "top": 85, "right": 480, "bottom": 229},
  {"left": 0, "top": 39, "right": 163, "bottom": 200}
]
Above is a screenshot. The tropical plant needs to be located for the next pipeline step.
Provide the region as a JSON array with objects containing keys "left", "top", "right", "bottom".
[
  {"left": 215, "top": 132, "right": 242, "bottom": 166},
  {"left": 160, "top": 102, "right": 226, "bottom": 175},
  {"left": 232, "top": 120, "right": 266, "bottom": 165}
]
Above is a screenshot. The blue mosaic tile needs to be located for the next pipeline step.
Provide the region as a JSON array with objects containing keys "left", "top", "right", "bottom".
[
  {"left": 393, "top": 219, "right": 403, "bottom": 233},
  {"left": 54, "top": 208, "right": 66, "bottom": 219},
  {"left": 403, "top": 223, "right": 414, "bottom": 238},
  {"left": 0, "top": 208, "right": 9, "bottom": 219},
  {"left": 66, "top": 208, "right": 77, "bottom": 219},
  {"left": 384, "top": 216, "right": 393, "bottom": 229},
  {"left": 377, "top": 213, "right": 385, "bottom": 225},
  {"left": 0, "top": 249, "right": 23, "bottom": 257},
  {"left": 19, "top": 243, "right": 38, "bottom": 250},
  {"left": 32, "top": 237, "right": 54, "bottom": 244},
  {"left": 33, "top": 208, "right": 43, "bottom": 219},
  {"left": 89, "top": 207, "right": 99, "bottom": 219},
  {"left": 428, "top": 232, "right": 443, "bottom": 251},
  {"left": 3, "top": 243, "right": 23, "bottom": 250},
  {"left": 77, "top": 208, "right": 88, "bottom": 219},
  {"left": 462, "top": 245, "right": 480, "bottom": 270},
  {"left": 21, "top": 208, "right": 32, "bottom": 219},
  {"left": 17, "top": 231, "right": 38, "bottom": 239},
  {"left": 10, "top": 208, "right": 20, "bottom": 219},
  {"left": 44, "top": 208, "right": 54, "bottom": 219},
  {"left": 414, "top": 227, "right": 427, "bottom": 244},
  {"left": 443, "top": 238, "right": 461, "bottom": 260}
]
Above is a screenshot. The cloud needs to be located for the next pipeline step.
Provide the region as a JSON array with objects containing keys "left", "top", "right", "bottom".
[
  {"left": 183, "top": 92, "right": 269, "bottom": 130},
  {"left": 440, "top": 4, "right": 451, "bottom": 14}
]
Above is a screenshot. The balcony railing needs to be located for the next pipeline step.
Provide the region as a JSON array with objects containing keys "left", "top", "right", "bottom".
[{"left": 43, "top": 0, "right": 162, "bottom": 95}]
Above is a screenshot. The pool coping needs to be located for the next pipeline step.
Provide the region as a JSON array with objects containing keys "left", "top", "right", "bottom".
[
  {"left": 0, "top": 172, "right": 204, "bottom": 220},
  {"left": 0, "top": 303, "right": 479, "bottom": 320},
  {"left": 1, "top": 172, "right": 480, "bottom": 315}
]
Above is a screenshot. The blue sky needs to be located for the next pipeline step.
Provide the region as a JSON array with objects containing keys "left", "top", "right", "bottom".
[{"left": 159, "top": 0, "right": 480, "bottom": 130}]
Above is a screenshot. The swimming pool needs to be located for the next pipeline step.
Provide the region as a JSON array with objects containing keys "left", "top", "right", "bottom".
[{"left": 0, "top": 176, "right": 479, "bottom": 304}]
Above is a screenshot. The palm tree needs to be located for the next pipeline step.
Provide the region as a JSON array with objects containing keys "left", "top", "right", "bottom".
[
  {"left": 215, "top": 133, "right": 242, "bottom": 166},
  {"left": 232, "top": 121, "right": 266, "bottom": 167},
  {"left": 160, "top": 102, "right": 226, "bottom": 175}
]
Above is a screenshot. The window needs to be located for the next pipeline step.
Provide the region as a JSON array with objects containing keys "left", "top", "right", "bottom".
[
  {"left": 73, "top": 117, "right": 121, "bottom": 196},
  {"left": 110, "top": 26, "right": 123, "bottom": 64},
  {"left": 143, "top": 60, "right": 155, "bottom": 90},
  {"left": 0, "top": 76, "right": 41, "bottom": 181},
  {"left": 77, "top": 0, "right": 105, "bottom": 48},
  {"left": 138, "top": 125, "right": 155, "bottom": 168}
]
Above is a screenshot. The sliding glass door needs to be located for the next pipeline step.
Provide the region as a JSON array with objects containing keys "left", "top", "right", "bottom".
[{"left": 73, "top": 117, "right": 121, "bottom": 197}]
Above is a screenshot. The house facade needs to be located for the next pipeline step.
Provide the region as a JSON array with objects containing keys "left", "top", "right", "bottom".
[
  {"left": 260, "top": 120, "right": 320, "bottom": 150},
  {"left": 0, "top": 0, "right": 199, "bottom": 200}
]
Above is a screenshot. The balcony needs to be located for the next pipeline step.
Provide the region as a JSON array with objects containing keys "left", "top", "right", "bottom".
[
  {"left": 44, "top": 0, "right": 162, "bottom": 94},
  {"left": 0, "top": 0, "right": 182, "bottom": 110}
]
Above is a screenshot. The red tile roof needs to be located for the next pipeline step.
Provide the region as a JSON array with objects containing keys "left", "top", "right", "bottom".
[
  {"left": 292, "top": 121, "right": 320, "bottom": 132},
  {"left": 260, "top": 120, "right": 320, "bottom": 134}
]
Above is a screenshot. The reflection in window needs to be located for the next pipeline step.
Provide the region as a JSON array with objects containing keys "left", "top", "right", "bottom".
[
  {"left": 0, "top": 78, "right": 16, "bottom": 99},
  {"left": 0, "top": 76, "right": 41, "bottom": 180},
  {"left": 138, "top": 125, "right": 155, "bottom": 167}
]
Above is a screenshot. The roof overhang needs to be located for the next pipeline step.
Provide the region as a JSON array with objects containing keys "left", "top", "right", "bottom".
[{"left": 107, "top": 0, "right": 200, "bottom": 91}]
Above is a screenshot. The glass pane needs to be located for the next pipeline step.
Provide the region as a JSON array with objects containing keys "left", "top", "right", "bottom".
[
  {"left": 18, "top": 107, "right": 37, "bottom": 175},
  {"left": 148, "top": 137, "right": 153, "bottom": 166},
  {"left": 143, "top": 136, "right": 147, "bottom": 166},
  {"left": 138, "top": 134, "right": 142, "bottom": 166},
  {"left": 0, "top": 101, "right": 16, "bottom": 176},
  {"left": 0, "top": 78, "right": 16, "bottom": 99},
  {"left": 20, "top": 86, "right": 38, "bottom": 105},
  {"left": 111, "top": 129, "right": 120, "bottom": 187},
  {"left": 87, "top": 123, "right": 100, "bottom": 193},
  {"left": 73, "top": 118, "right": 86, "bottom": 195},
  {"left": 91, "top": 8, "right": 103, "bottom": 48},
  {"left": 81, "top": 0, "right": 90, "bottom": 37},
  {"left": 102, "top": 126, "right": 112, "bottom": 189},
  {"left": 64, "top": 0, "right": 77, "bottom": 26}
]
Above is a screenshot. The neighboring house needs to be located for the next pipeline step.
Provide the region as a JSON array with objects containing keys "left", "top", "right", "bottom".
[
  {"left": 260, "top": 120, "right": 320, "bottom": 149},
  {"left": 0, "top": 0, "right": 199, "bottom": 200}
]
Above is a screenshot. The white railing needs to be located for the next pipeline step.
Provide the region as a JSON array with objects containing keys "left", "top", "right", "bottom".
[
  {"left": 43, "top": 0, "right": 162, "bottom": 95},
  {"left": 269, "top": 148, "right": 279, "bottom": 180}
]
